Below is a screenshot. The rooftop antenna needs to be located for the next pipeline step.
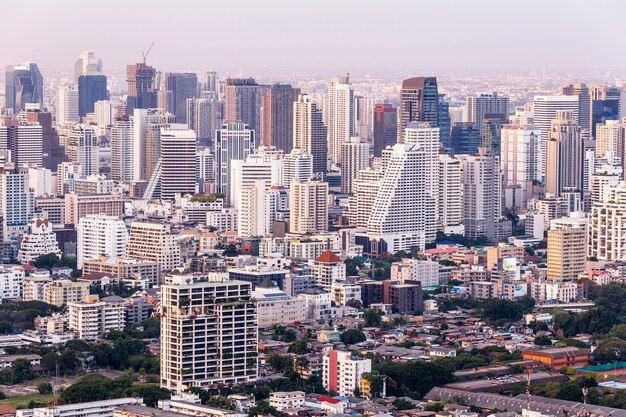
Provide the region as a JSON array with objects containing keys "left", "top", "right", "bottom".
[{"left": 142, "top": 43, "right": 155, "bottom": 64}]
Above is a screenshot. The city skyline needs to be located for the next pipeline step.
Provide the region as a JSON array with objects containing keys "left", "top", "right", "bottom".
[{"left": 2, "top": 0, "right": 626, "bottom": 74}]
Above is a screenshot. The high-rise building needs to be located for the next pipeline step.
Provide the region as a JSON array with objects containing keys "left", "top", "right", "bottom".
[
  {"left": 159, "top": 126, "right": 197, "bottom": 201},
  {"left": 66, "top": 124, "right": 99, "bottom": 176},
  {"left": 230, "top": 152, "right": 282, "bottom": 211},
  {"left": 94, "top": 100, "right": 113, "bottom": 129},
  {"left": 57, "top": 85, "right": 80, "bottom": 124},
  {"left": 591, "top": 85, "right": 622, "bottom": 137},
  {"left": 126, "top": 221, "right": 180, "bottom": 273},
  {"left": 0, "top": 164, "right": 35, "bottom": 239},
  {"left": 589, "top": 182, "right": 626, "bottom": 261},
  {"left": 596, "top": 119, "right": 626, "bottom": 172},
  {"left": 68, "top": 295, "right": 125, "bottom": 342},
  {"left": 110, "top": 115, "right": 134, "bottom": 181},
  {"left": 216, "top": 122, "right": 255, "bottom": 205},
  {"left": 17, "top": 216, "right": 61, "bottom": 264},
  {"left": 74, "top": 51, "right": 103, "bottom": 83},
  {"left": 21, "top": 108, "right": 66, "bottom": 170},
  {"left": 327, "top": 76, "right": 355, "bottom": 163},
  {"left": 78, "top": 75, "right": 108, "bottom": 117},
  {"left": 340, "top": 137, "right": 369, "bottom": 194},
  {"left": 438, "top": 96, "right": 451, "bottom": 150},
  {"left": 0, "top": 118, "right": 43, "bottom": 167},
  {"left": 560, "top": 83, "right": 591, "bottom": 134},
  {"left": 186, "top": 98, "right": 222, "bottom": 146},
  {"left": 545, "top": 110, "right": 583, "bottom": 197},
  {"left": 5, "top": 63, "right": 44, "bottom": 112},
  {"left": 160, "top": 274, "right": 258, "bottom": 392},
  {"left": 450, "top": 122, "right": 481, "bottom": 155},
  {"left": 466, "top": 92, "right": 509, "bottom": 132},
  {"left": 309, "top": 250, "right": 346, "bottom": 290},
  {"left": 126, "top": 62, "right": 157, "bottom": 113},
  {"left": 224, "top": 78, "right": 265, "bottom": 136},
  {"left": 323, "top": 350, "right": 371, "bottom": 397},
  {"left": 500, "top": 124, "right": 542, "bottom": 210},
  {"left": 283, "top": 149, "right": 313, "bottom": 189},
  {"left": 77, "top": 214, "right": 128, "bottom": 269},
  {"left": 437, "top": 155, "right": 464, "bottom": 235},
  {"left": 397, "top": 77, "right": 439, "bottom": 142},
  {"left": 547, "top": 213, "right": 587, "bottom": 281},
  {"left": 290, "top": 180, "right": 329, "bottom": 234},
  {"left": 293, "top": 94, "right": 327, "bottom": 177},
  {"left": 372, "top": 103, "right": 397, "bottom": 157},
  {"left": 199, "top": 70, "right": 218, "bottom": 98},
  {"left": 132, "top": 108, "right": 174, "bottom": 181},
  {"left": 261, "top": 84, "right": 300, "bottom": 153},
  {"left": 366, "top": 142, "right": 437, "bottom": 253},
  {"left": 460, "top": 149, "right": 510, "bottom": 241},
  {"left": 348, "top": 169, "right": 382, "bottom": 228},
  {"left": 481, "top": 113, "right": 508, "bottom": 154},
  {"left": 160, "top": 73, "right": 198, "bottom": 124}
]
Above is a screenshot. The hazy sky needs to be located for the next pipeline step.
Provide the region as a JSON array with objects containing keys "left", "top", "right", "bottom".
[{"left": 2, "top": 0, "right": 625, "bottom": 75}]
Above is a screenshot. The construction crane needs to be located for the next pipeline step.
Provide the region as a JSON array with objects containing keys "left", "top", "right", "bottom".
[{"left": 142, "top": 43, "right": 155, "bottom": 64}]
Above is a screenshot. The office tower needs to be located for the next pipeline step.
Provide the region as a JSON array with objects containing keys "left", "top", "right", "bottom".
[
  {"left": 186, "top": 98, "right": 222, "bottom": 146},
  {"left": 68, "top": 295, "right": 125, "bottom": 342},
  {"left": 349, "top": 169, "right": 382, "bottom": 228},
  {"left": 466, "top": 92, "right": 509, "bottom": 131},
  {"left": 78, "top": 75, "right": 107, "bottom": 117},
  {"left": 283, "top": 149, "right": 313, "bottom": 188},
  {"left": 373, "top": 103, "right": 397, "bottom": 157},
  {"left": 110, "top": 115, "right": 134, "bottom": 181},
  {"left": 460, "top": 149, "right": 509, "bottom": 241},
  {"left": 589, "top": 182, "right": 626, "bottom": 261},
  {"left": 397, "top": 77, "right": 439, "bottom": 142},
  {"left": 5, "top": 63, "right": 44, "bottom": 112},
  {"left": 224, "top": 78, "right": 265, "bottom": 136},
  {"left": 560, "top": 83, "right": 591, "bottom": 134},
  {"left": 437, "top": 155, "right": 464, "bottom": 234},
  {"left": 74, "top": 51, "right": 103, "bottom": 83},
  {"left": 21, "top": 107, "right": 66, "bottom": 170},
  {"left": 450, "top": 122, "right": 481, "bottom": 155},
  {"left": 261, "top": 84, "right": 300, "bottom": 153},
  {"left": 310, "top": 250, "right": 346, "bottom": 290},
  {"left": 290, "top": 180, "right": 329, "bottom": 234},
  {"left": 57, "top": 85, "right": 80, "bottom": 124},
  {"left": 160, "top": 274, "right": 257, "bottom": 392},
  {"left": 545, "top": 110, "right": 583, "bottom": 197},
  {"left": 547, "top": 214, "right": 587, "bottom": 281},
  {"left": 340, "top": 137, "right": 369, "bottom": 194},
  {"left": 596, "top": 119, "right": 626, "bottom": 172},
  {"left": 367, "top": 142, "right": 437, "bottom": 252},
  {"left": 199, "top": 70, "right": 218, "bottom": 98},
  {"left": 0, "top": 164, "right": 35, "bottom": 239},
  {"left": 159, "top": 126, "right": 196, "bottom": 201},
  {"left": 438, "top": 96, "right": 451, "bottom": 151},
  {"left": 0, "top": 119, "right": 43, "bottom": 167},
  {"left": 126, "top": 62, "right": 157, "bottom": 113},
  {"left": 216, "top": 122, "right": 255, "bottom": 205},
  {"left": 500, "top": 124, "right": 542, "bottom": 210},
  {"left": 327, "top": 75, "right": 355, "bottom": 163},
  {"left": 126, "top": 221, "right": 180, "bottom": 273},
  {"left": 591, "top": 85, "right": 622, "bottom": 137},
  {"left": 293, "top": 94, "right": 328, "bottom": 177},
  {"left": 323, "top": 351, "right": 371, "bottom": 397},
  {"left": 66, "top": 124, "right": 99, "bottom": 175},
  {"left": 17, "top": 216, "right": 61, "bottom": 264},
  {"left": 133, "top": 108, "right": 174, "bottom": 181},
  {"left": 481, "top": 113, "right": 508, "bottom": 154},
  {"left": 77, "top": 214, "right": 128, "bottom": 269},
  {"left": 533, "top": 95, "right": 579, "bottom": 178},
  {"left": 160, "top": 73, "right": 197, "bottom": 124}
]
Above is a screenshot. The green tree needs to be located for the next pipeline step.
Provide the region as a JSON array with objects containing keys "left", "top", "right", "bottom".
[
  {"left": 424, "top": 402, "right": 444, "bottom": 412},
  {"left": 37, "top": 382, "right": 53, "bottom": 394},
  {"left": 205, "top": 396, "right": 235, "bottom": 410},
  {"left": 11, "top": 358, "right": 33, "bottom": 383},
  {"left": 345, "top": 299, "right": 363, "bottom": 309},
  {"left": 393, "top": 398, "right": 416, "bottom": 411},
  {"left": 287, "top": 340, "right": 310, "bottom": 355},
  {"left": 340, "top": 329, "right": 366, "bottom": 345},
  {"left": 0, "top": 321, "right": 13, "bottom": 334},
  {"left": 248, "top": 400, "right": 284, "bottom": 417},
  {"left": 125, "top": 384, "right": 170, "bottom": 406},
  {"left": 363, "top": 309, "right": 383, "bottom": 327},
  {"left": 267, "top": 353, "right": 294, "bottom": 372},
  {"left": 534, "top": 336, "right": 552, "bottom": 346},
  {"left": 362, "top": 371, "right": 385, "bottom": 398},
  {"left": 41, "top": 352, "right": 61, "bottom": 373}
]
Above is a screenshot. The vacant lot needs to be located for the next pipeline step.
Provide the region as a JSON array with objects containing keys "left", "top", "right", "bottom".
[{"left": 0, "top": 393, "right": 56, "bottom": 408}]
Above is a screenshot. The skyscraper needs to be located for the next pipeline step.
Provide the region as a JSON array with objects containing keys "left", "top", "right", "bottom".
[
  {"left": 21, "top": 108, "right": 66, "bottom": 170},
  {"left": 5, "top": 63, "right": 44, "bottom": 113},
  {"left": 216, "top": 122, "right": 255, "bottom": 205},
  {"left": 466, "top": 92, "right": 509, "bottom": 132},
  {"left": 261, "top": 84, "right": 301, "bottom": 153},
  {"left": 78, "top": 75, "right": 108, "bottom": 117},
  {"left": 481, "top": 113, "right": 508, "bottom": 154},
  {"left": 327, "top": 75, "right": 355, "bottom": 163},
  {"left": 224, "top": 78, "right": 265, "bottom": 136},
  {"left": 589, "top": 182, "right": 626, "bottom": 261},
  {"left": 340, "top": 137, "right": 370, "bottom": 194},
  {"left": 74, "top": 51, "right": 103, "bottom": 83},
  {"left": 282, "top": 149, "right": 313, "bottom": 188},
  {"left": 437, "top": 155, "right": 464, "bottom": 234},
  {"left": 545, "top": 110, "right": 584, "bottom": 197},
  {"left": 186, "top": 98, "right": 222, "bottom": 146},
  {"left": 372, "top": 103, "right": 397, "bottom": 157},
  {"left": 397, "top": 77, "right": 439, "bottom": 142},
  {"left": 596, "top": 119, "right": 626, "bottom": 172},
  {"left": 133, "top": 108, "right": 174, "bottom": 181},
  {"left": 450, "top": 122, "right": 481, "bottom": 155},
  {"left": 199, "top": 70, "right": 218, "bottom": 98},
  {"left": 126, "top": 62, "right": 157, "bottom": 113},
  {"left": 57, "top": 85, "right": 79, "bottom": 124},
  {"left": 77, "top": 214, "right": 128, "bottom": 269},
  {"left": 0, "top": 164, "right": 35, "bottom": 239},
  {"left": 293, "top": 94, "right": 327, "bottom": 177},
  {"left": 547, "top": 214, "right": 587, "bottom": 281},
  {"left": 66, "top": 124, "right": 99, "bottom": 176},
  {"left": 159, "top": 126, "right": 197, "bottom": 201},
  {"left": 110, "top": 115, "right": 134, "bottom": 181},
  {"left": 590, "top": 85, "right": 622, "bottom": 137},
  {"left": 438, "top": 96, "right": 451, "bottom": 151},
  {"left": 290, "top": 180, "right": 329, "bottom": 234},
  {"left": 560, "top": 83, "right": 591, "bottom": 134},
  {"left": 161, "top": 73, "right": 198, "bottom": 124},
  {"left": 0, "top": 118, "right": 43, "bottom": 167}
]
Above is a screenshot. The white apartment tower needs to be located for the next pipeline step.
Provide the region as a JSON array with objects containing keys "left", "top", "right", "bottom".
[
  {"left": 17, "top": 217, "right": 61, "bottom": 264},
  {"left": 126, "top": 221, "right": 180, "bottom": 273},
  {"left": 500, "top": 124, "right": 542, "bottom": 209},
  {"left": 160, "top": 125, "right": 197, "bottom": 201},
  {"left": 327, "top": 76, "right": 355, "bottom": 164},
  {"left": 293, "top": 94, "right": 327, "bottom": 176},
  {"left": 348, "top": 168, "right": 383, "bottom": 228},
  {"left": 466, "top": 92, "right": 509, "bottom": 130},
  {"left": 111, "top": 116, "right": 134, "bottom": 181},
  {"left": 57, "top": 85, "right": 79, "bottom": 124},
  {"left": 545, "top": 110, "right": 583, "bottom": 197},
  {"left": 216, "top": 122, "right": 255, "bottom": 206},
  {"left": 340, "top": 137, "right": 369, "bottom": 194},
  {"left": 589, "top": 181, "right": 626, "bottom": 261},
  {"left": 290, "top": 180, "right": 329, "bottom": 234},
  {"left": 67, "top": 124, "right": 99, "bottom": 176},
  {"left": 77, "top": 214, "right": 128, "bottom": 269},
  {"left": 0, "top": 165, "right": 35, "bottom": 239},
  {"left": 596, "top": 119, "right": 626, "bottom": 171},
  {"left": 68, "top": 295, "right": 125, "bottom": 342},
  {"left": 283, "top": 148, "right": 313, "bottom": 188},
  {"left": 160, "top": 274, "right": 258, "bottom": 393},
  {"left": 437, "top": 155, "right": 464, "bottom": 234}
]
